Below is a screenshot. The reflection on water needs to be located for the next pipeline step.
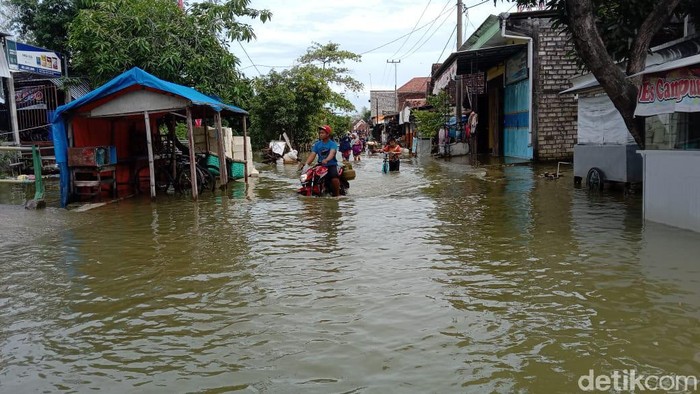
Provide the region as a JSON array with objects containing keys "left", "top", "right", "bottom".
[{"left": 0, "top": 156, "right": 698, "bottom": 392}]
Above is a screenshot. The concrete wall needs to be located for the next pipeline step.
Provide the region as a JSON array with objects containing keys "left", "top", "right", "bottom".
[
  {"left": 641, "top": 150, "right": 700, "bottom": 232},
  {"left": 370, "top": 91, "right": 396, "bottom": 117}
]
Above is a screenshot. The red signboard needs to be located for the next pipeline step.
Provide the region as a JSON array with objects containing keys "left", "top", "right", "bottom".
[{"left": 635, "top": 67, "right": 700, "bottom": 116}]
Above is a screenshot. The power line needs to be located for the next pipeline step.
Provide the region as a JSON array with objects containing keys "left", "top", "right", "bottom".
[
  {"left": 466, "top": 0, "right": 491, "bottom": 10},
  {"left": 399, "top": 6, "right": 455, "bottom": 61},
  {"left": 388, "top": 0, "right": 433, "bottom": 59},
  {"left": 240, "top": 64, "right": 292, "bottom": 70},
  {"left": 436, "top": 24, "right": 458, "bottom": 64},
  {"left": 359, "top": 5, "right": 454, "bottom": 56},
  {"left": 238, "top": 41, "right": 262, "bottom": 76},
  {"left": 396, "top": 0, "right": 453, "bottom": 60}
]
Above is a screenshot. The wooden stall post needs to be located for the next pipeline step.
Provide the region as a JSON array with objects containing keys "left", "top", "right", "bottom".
[
  {"left": 243, "top": 115, "right": 249, "bottom": 184},
  {"left": 215, "top": 112, "right": 228, "bottom": 187},
  {"left": 168, "top": 118, "right": 177, "bottom": 180},
  {"left": 143, "top": 111, "right": 156, "bottom": 200},
  {"left": 186, "top": 107, "right": 199, "bottom": 201}
]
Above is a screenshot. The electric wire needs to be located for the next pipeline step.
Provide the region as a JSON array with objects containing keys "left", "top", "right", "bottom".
[
  {"left": 397, "top": 1, "right": 453, "bottom": 60},
  {"left": 379, "top": 2, "right": 450, "bottom": 85},
  {"left": 436, "top": 24, "right": 458, "bottom": 64},
  {"left": 240, "top": 64, "right": 290, "bottom": 70},
  {"left": 238, "top": 41, "right": 262, "bottom": 76},
  {"left": 359, "top": 5, "right": 454, "bottom": 56},
  {"left": 399, "top": 6, "right": 455, "bottom": 61},
  {"left": 388, "top": 0, "right": 433, "bottom": 59},
  {"left": 395, "top": 0, "right": 452, "bottom": 60}
]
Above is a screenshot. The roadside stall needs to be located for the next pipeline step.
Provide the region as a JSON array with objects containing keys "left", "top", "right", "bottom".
[
  {"left": 560, "top": 74, "right": 642, "bottom": 189},
  {"left": 634, "top": 55, "right": 700, "bottom": 232},
  {"left": 563, "top": 36, "right": 700, "bottom": 191},
  {"left": 51, "top": 67, "right": 249, "bottom": 208}
]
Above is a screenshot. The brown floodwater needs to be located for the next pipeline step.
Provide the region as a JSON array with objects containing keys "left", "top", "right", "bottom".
[{"left": 0, "top": 155, "right": 698, "bottom": 393}]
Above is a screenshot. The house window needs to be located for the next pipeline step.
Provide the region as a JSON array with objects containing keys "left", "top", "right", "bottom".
[{"left": 645, "top": 112, "right": 700, "bottom": 150}]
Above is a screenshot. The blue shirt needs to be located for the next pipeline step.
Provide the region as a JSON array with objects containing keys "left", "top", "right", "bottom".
[{"left": 312, "top": 139, "right": 338, "bottom": 166}]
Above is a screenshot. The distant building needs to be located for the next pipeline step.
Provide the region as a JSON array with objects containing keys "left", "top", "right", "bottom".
[
  {"left": 432, "top": 11, "right": 579, "bottom": 161},
  {"left": 397, "top": 77, "right": 429, "bottom": 109},
  {"left": 369, "top": 90, "right": 395, "bottom": 124},
  {"left": 352, "top": 119, "right": 369, "bottom": 135}
]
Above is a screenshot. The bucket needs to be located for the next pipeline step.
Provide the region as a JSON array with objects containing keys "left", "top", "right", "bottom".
[{"left": 342, "top": 168, "right": 356, "bottom": 181}]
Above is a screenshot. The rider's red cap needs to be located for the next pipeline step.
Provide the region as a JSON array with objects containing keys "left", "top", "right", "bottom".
[{"left": 318, "top": 125, "right": 332, "bottom": 134}]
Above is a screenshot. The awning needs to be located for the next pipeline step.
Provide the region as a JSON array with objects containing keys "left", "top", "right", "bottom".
[
  {"left": 433, "top": 44, "right": 526, "bottom": 94},
  {"left": 560, "top": 73, "right": 603, "bottom": 95},
  {"left": 629, "top": 54, "right": 700, "bottom": 77}
]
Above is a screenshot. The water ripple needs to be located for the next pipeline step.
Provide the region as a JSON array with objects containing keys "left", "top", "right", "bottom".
[{"left": 0, "top": 158, "right": 698, "bottom": 392}]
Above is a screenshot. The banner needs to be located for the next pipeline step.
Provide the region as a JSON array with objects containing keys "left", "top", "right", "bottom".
[
  {"left": 6, "top": 40, "right": 62, "bottom": 77},
  {"left": 432, "top": 62, "right": 456, "bottom": 95},
  {"left": 15, "top": 86, "right": 47, "bottom": 110},
  {"left": 635, "top": 67, "right": 700, "bottom": 116}
]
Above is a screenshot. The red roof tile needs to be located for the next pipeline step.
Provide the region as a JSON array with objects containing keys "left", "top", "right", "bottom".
[{"left": 397, "top": 77, "right": 430, "bottom": 93}]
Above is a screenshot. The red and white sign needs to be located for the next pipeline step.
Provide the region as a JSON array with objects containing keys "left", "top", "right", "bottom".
[{"left": 635, "top": 67, "right": 700, "bottom": 116}]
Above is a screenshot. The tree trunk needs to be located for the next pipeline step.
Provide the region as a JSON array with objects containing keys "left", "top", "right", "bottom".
[{"left": 565, "top": 0, "right": 682, "bottom": 149}]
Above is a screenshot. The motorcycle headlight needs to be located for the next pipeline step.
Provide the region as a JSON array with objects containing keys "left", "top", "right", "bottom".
[{"left": 300, "top": 173, "right": 308, "bottom": 183}]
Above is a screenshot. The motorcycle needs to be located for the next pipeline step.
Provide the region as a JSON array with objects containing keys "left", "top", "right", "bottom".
[{"left": 298, "top": 164, "right": 350, "bottom": 196}]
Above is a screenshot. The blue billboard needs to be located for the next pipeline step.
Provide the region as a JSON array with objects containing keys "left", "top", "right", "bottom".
[{"left": 5, "top": 40, "right": 62, "bottom": 77}]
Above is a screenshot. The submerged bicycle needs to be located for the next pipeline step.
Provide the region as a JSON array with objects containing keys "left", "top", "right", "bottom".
[
  {"left": 134, "top": 153, "right": 215, "bottom": 195},
  {"left": 381, "top": 152, "right": 400, "bottom": 173}
]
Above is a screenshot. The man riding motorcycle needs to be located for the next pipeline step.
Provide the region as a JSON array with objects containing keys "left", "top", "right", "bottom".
[{"left": 298, "top": 125, "right": 341, "bottom": 196}]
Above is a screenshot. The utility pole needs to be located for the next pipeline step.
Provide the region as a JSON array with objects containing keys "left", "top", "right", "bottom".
[
  {"left": 387, "top": 59, "right": 400, "bottom": 112},
  {"left": 455, "top": 0, "right": 463, "bottom": 137}
]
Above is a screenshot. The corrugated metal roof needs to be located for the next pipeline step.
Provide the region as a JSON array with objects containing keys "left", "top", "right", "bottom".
[
  {"left": 47, "top": 78, "right": 92, "bottom": 100},
  {"left": 629, "top": 54, "right": 700, "bottom": 77},
  {"left": 433, "top": 44, "right": 527, "bottom": 82},
  {"left": 562, "top": 35, "right": 700, "bottom": 94}
]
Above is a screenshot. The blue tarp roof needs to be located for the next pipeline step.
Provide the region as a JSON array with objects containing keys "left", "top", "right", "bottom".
[
  {"left": 51, "top": 67, "right": 248, "bottom": 207},
  {"left": 51, "top": 67, "right": 247, "bottom": 121}
]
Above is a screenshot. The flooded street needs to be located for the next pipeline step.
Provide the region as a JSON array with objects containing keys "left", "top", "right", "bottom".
[{"left": 1, "top": 155, "right": 699, "bottom": 393}]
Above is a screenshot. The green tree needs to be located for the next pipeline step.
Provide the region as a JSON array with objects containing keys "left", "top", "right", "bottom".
[
  {"left": 67, "top": 0, "right": 269, "bottom": 105},
  {"left": 187, "top": 0, "right": 271, "bottom": 44},
  {"left": 6, "top": 0, "right": 83, "bottom": 56},
  {"left": 412, "top": 91, "right": 452, "bottom": 138},
  {"left": 247, "top": 42, "right": 362, "bottom": 148},
  {"left": 297, "top": 42, "right": 363, "bottom": 113},
  {"left": 497, "top": 0, "right": 700, "bottom": 148},
  {"left": 360, "top": 107, "right": 372, "bottom": 124}
]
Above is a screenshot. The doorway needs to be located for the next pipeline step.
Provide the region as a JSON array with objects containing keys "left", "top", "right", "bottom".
[{"left": 487, "top": 75, "right": 504, "bottom": 156}]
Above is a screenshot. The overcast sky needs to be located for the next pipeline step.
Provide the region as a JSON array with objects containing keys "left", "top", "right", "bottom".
[{"left": 234, "top": 0, "right": 517, "bottom": 113}]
